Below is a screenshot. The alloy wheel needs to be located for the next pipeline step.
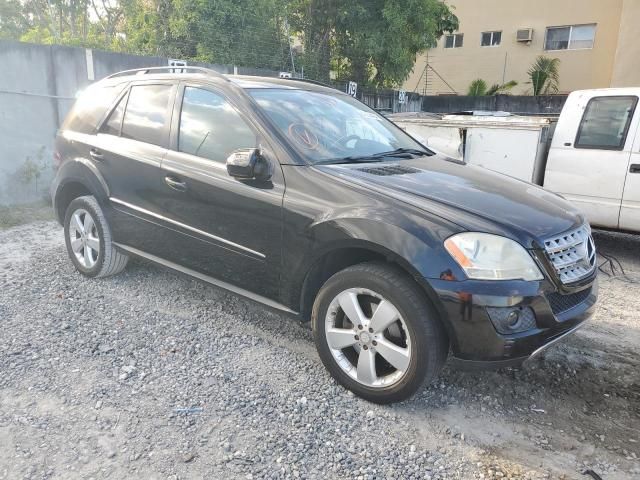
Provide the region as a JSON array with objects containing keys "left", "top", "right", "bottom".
[
  {"left": 68, "top": 208, "right": 100, "bottom": 269},
  {"left": 324, "top": 288, "right": 412, "bottom": 388}
]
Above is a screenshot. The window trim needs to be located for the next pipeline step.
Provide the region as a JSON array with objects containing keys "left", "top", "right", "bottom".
[
  {"left": 444, "top": 33, "right": 464, "bottom": 49},
  {"left": 574, "top": 95, "right": 639, "bottom": 151},
  {"left": 544, "top": 24, "right": 597, "bottom": 51},
  {"left": 480, "top": 31, "right": 502, "bottom": 47}
]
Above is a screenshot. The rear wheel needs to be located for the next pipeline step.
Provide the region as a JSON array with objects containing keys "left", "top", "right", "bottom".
[
  {"left": 64, "top": 195, "right": 128, "bottom": 278},
  {"left": 312, "top": 262, "right": 448, "bottom": 404}
]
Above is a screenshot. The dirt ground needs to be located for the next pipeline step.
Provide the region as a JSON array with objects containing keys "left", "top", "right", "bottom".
[{"left": 0, "top": 222, "right": 639, "bottom": 479}]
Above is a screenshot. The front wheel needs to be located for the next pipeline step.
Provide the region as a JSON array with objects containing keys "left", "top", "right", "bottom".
[{"left": 312, "top": 262, "right": 448, "bottom": 404}]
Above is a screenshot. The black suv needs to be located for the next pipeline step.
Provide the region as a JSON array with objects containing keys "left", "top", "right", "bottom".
[{"left": 52, "top": 67, "right": 598, "bottom": 403}]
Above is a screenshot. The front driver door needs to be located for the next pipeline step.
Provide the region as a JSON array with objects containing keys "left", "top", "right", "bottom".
[{"left": 159, "top": 83, "right": 285, "bottom": 301}]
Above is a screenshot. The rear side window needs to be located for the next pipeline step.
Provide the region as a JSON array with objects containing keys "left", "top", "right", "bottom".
[
  {"left": 575, "top": 96, "right": 638, "bottom": 150},
  {"left": 121, "top": 84, "right": 172, "bottom": 146},
  {"left": 64, "top": 84, "right": 123, "bottom": 133},
  {"left": 178, "top": 87, "right": 256, "bottom": 163},
  {"left": 100, "top": 94, "right": 127, "bottom": 136}
]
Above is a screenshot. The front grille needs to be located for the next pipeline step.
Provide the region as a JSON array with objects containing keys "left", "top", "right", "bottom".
[
  {"left": 543, "top": 226, "right": 596, "bottom": 284},
  {"left": 357, "top": 165, "right": 420, "bottom": 176},
  {"left": 546, "top": 288, "right": 592, "bottom": 315}
]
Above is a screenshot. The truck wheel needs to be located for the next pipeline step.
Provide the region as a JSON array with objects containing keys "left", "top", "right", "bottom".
[
  {"left": 312, "top": 262, "right": 448, "bottom": 404},
  {"left": 64, "top": 195, "right": 129, "bottom": 278}
]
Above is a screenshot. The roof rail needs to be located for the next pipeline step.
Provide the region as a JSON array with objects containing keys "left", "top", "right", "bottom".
[
  {"left": 286, "top": 77, "right": 339, "bottom": 90},
  {"left": 106, "top": 66, "right": 229, "bottom": 80}
]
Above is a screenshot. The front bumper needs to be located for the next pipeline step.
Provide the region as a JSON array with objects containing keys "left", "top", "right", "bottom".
[{"left": 428, "top": 274, "right": 598, "bottom": 368}]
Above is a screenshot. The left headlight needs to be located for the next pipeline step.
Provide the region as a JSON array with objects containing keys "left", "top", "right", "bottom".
[{"left": 444, "top": 232, "right": 543, "bottom": 281}]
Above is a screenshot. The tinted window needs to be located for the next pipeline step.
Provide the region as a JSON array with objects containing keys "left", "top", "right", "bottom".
[
  {"left": 121, "top": 85, "right": 172, "bottom": 146},
  {"left": 575, "top": 96, "right": 638, "bottom": 150},
  {"left": 64, "top": 84, "right": 124, "bottom": 133},
  {"left": 178, "top": 87, "right": 256, "bottom": 163},
  {"left": 100, "top": 93, "right": 126, "bottom": 136}
]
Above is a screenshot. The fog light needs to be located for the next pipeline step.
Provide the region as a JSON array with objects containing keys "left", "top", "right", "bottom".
[{"left": 486, "top": 306, "right": 536, "bottom": 334}]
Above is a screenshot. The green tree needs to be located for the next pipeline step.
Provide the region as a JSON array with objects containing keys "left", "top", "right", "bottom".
[
  {"left": 290, "top": 0, "right": 458, "bottom": 87},
  {"left": 528, "top": 56, "right": 560, "bottom": 95},
  {"left": 467, "top": 78, "right": 517, "bottom": 96}
]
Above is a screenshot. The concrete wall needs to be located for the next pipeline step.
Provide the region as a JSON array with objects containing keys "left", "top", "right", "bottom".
[
  {"left": 0, "top": 40, "right": 263, "bottom": 206},
  {"left": 404, "top": 0, "right": 636, "bottom": 95},
  {"left": 610, "top": 0, "right": 640, "bottom": 87},
  {"left": 422, "top": 94, "right": 567, "bottom": 115}
]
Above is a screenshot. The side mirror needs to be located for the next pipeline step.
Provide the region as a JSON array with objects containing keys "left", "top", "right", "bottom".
[{"left": 226, "top": 148, "right": 272, "bottom": 181}]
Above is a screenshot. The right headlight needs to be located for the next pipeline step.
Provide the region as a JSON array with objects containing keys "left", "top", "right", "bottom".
[{"left": 444, "top": 232, "right": 544, "bottom": 281}]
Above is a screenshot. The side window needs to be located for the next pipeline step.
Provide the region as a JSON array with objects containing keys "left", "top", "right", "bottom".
[
  {"left": 100, "top": 93, "right": 127, "bottom": 136},
  {"left": 64, "top": 84, "right": 124, "bottom": 133},
  {"left": 121, "top": 84, "right": 172, "bottom": 146},
  {"left": 575, "top": 96, "right": 638, "bottom": 150},
  {"left": 178, "top": 87, "right": 256, "bottom": 163}
]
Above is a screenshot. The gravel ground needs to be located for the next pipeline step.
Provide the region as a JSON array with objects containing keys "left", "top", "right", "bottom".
[{"left": 1, "top": 221, "right": 639, "bottom": 480}]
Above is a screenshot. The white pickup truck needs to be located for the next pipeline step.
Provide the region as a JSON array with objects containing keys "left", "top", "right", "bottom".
[{"left": 391, "top": 88, "right": 640, "bottom": 233}]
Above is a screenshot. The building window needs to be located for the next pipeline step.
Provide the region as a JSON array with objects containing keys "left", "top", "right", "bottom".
[
  {"left": 545, "top": 24, "right": 596, "bottom": 50},
  {"left": 444, "top": 34, "right": 464, "bottom": 49},
  {"left": 481, "top": 31, "right": 501, "bottom": 47}
]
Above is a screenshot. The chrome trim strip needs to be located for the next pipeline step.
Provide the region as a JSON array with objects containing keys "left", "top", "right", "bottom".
[
  {"left": 525, "top": 321, "right": 586, "bottom": 363},
  {"left": 109, "top": 197, "right": 265, "bottom": 259},
  {"left": 114, "top": 243, "right": 297, "bottom": 315}
]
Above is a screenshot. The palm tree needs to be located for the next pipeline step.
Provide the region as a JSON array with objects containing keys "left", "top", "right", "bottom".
[
  {"left": 527, "top": 56, "right": 560, "bottom": 95},
  {"left": 467, "top": 79, "right": 517, "bottom": 96},
  {"left": 467, "top": 79, "right": 488, "bottom": 96}
]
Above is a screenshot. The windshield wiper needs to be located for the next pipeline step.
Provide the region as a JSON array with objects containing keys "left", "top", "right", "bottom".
[{"left": 315, "top": 148, "right": 431, "bottom": 166}]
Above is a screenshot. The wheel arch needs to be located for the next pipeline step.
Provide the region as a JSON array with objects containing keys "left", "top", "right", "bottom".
[
  {"left": 52, "top": 159, "right": 110, "bottom": 224},
  {"left": 297, "top": 240, "right": 452, "bottom": 346}
]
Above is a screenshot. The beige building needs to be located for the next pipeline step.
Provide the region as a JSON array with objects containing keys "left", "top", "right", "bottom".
[{"left": 403, "top": 0, "right": 640, "bottom": 95}]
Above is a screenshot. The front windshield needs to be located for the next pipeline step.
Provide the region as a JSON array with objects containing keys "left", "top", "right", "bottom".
[{"left": 249, "top": 88, "right": 430, "bottom": 164}]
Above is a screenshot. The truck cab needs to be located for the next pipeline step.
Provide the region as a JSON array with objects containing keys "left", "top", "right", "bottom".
[{"left": 544, "top": 88, "right": 640, "bottom": 232}]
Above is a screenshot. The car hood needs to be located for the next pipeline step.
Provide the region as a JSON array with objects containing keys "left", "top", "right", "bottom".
[{"left": 314, "top": 155, "right": 585, "bottom": 249}]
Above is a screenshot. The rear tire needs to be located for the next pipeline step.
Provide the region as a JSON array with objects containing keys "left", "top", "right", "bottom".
[
  {"left": 64, "top": 195, "right": 129, "bottom": 278},
  {"left": 312, "top": 262, "right": 448, "bottom": 404}
]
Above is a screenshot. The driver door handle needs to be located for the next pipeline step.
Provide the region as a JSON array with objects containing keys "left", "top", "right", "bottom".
[
  {"left": 164, "top": 176, "right": 188, "bottom": 192},
  {"left": 630, "top": 164, "right": 640, "bottom": 174}
]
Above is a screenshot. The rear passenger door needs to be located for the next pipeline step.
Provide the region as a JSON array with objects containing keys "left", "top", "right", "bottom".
[
  {"left": 94, "top": 81, "right": 177, "bottom": 253},
  {"left": 159, "top": 83, "right": 285, "bottom": 300}
]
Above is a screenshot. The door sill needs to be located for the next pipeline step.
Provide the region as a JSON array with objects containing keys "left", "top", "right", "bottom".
[{"left": 113, "top": 243, "right": 299, "bottom": 316}]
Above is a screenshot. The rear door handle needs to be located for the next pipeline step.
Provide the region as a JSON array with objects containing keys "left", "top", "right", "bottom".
[
  {"left": 164, "top": 175, "right": 188, "bottom": 192},
  {"left": 630, "top": 164, "right": 640, "bottom": 173},
  {"left": 89, "top": 148, "right": 104, "bottom": 160}
]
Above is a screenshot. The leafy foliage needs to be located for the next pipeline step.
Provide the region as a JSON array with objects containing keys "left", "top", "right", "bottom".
[
  {"left": 467, "top": 79, "right": 517, "bottom": 96},
  {"left": 0, "top": 0, "right": 458, "bottom": 86},
  {"left": 528, "top": 56, "right": 561, "bottom": 95}
]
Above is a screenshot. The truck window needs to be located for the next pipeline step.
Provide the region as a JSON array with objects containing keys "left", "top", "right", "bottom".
[
  {"left": 121, "top": 84, "right": 172, "bottom": 146},
  {"left": 575, "top": 96, "right": 638, "bottom": 150}
]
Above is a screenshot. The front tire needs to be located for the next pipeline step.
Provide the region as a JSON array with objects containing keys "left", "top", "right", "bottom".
[
  {"left": 312, "top": 262, "right": 448, "bottom": 404},
  {"left": 64, "top": 195, "right": 129, "bottom": 278}
]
